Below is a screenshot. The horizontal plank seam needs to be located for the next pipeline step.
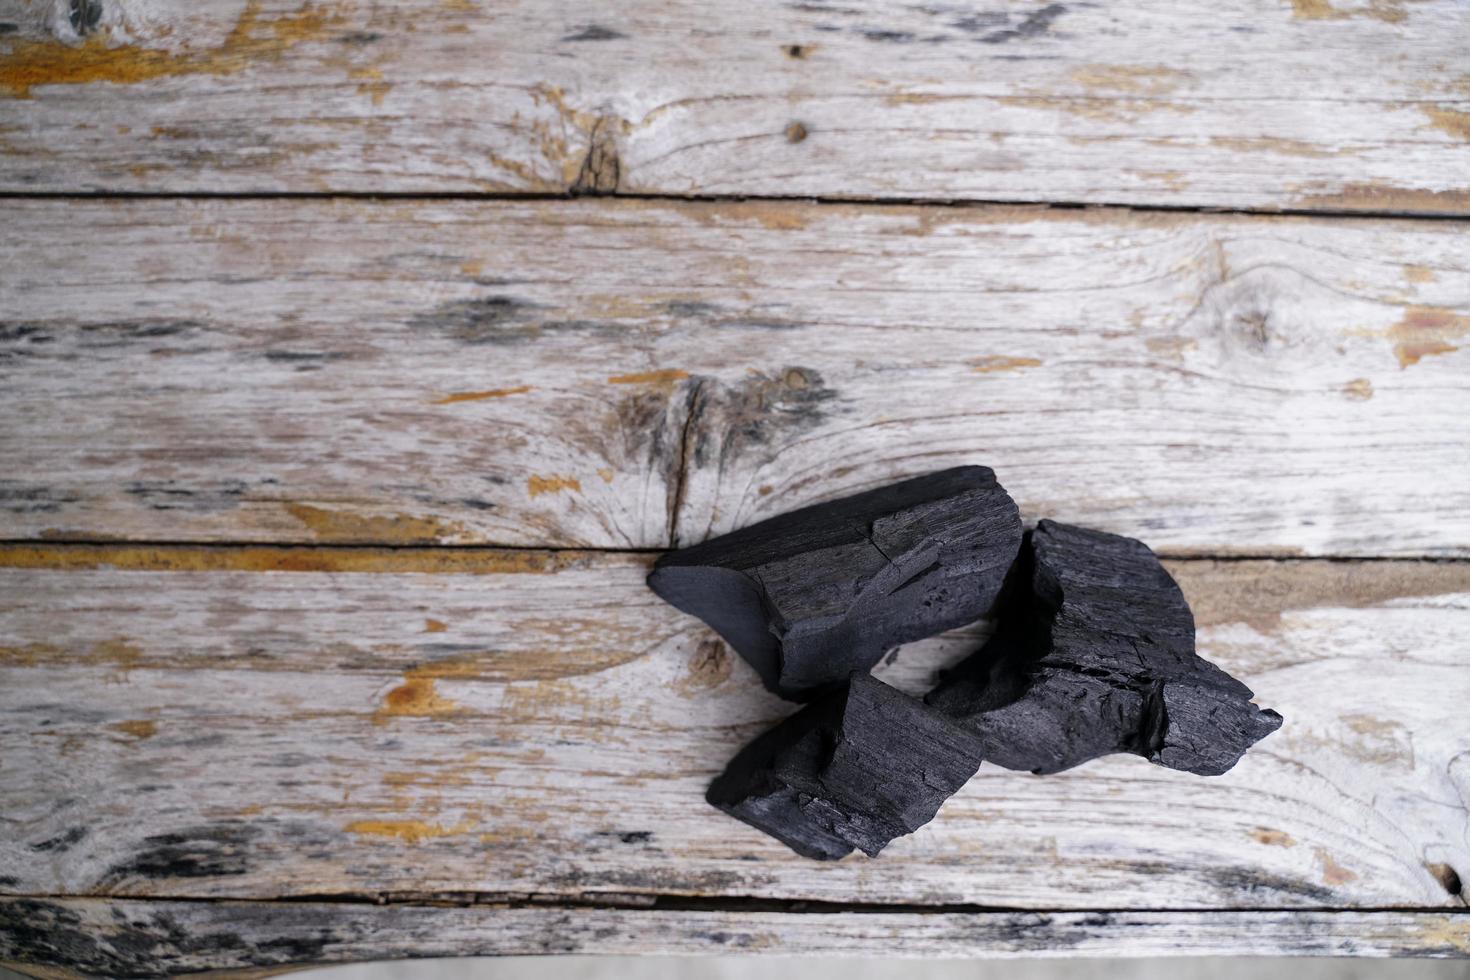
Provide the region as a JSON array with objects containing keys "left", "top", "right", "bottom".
[
  {"left": 0, "top": 189, "right": 1466, "bottom": 223},
  {"left": 2, "top": 892, "right": 1466, "bottom": 917},
  {"left": 1, "top": 540, "right": 1467, "bottom": 564}
]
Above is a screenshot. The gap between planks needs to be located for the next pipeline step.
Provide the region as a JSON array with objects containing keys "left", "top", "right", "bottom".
[
  {"left": 2, "top": 541, "right": 1469, "bottom": 566},
  {"left": 1, "top": 189, "right": 1468, "bottom": 224},
  {"left": 5, "top": 889, "right": 1470, "bottom": 917}
]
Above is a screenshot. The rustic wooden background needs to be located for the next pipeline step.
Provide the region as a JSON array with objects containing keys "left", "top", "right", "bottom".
[{"left": 2, "top": 0, "right": 1468, "bottom": 974}]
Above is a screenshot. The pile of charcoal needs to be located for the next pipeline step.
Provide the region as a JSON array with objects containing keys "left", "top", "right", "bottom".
[{"left": 647, "top": 466, "right": 1282, "bottom": 861}]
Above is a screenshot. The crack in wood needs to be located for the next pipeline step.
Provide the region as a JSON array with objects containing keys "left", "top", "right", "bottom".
[{"left": 666, "top": 376, "right": 707, "bottom": 548}]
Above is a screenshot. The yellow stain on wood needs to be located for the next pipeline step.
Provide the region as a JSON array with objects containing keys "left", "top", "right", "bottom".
[
  {"left": 607, "top": 369, "right": 690, "bottom": 386},
  {"left": 1387, "top": 306, "right": 1470, "bottom": 368},
  {"left": 1423, "top": 106, "right": 1470, "bottom": 141},
  {"left": 1071, "top": 64, "right": 1187, "bottom": 95},
  {"left": 286, "top": 503, "right": 469, "bottom": 544},
  {"left": 94, "top": 638, "right": 143, "bottom": 679},
  {"left": 358, "top": 80, "right": 393, "bottom": 105},
  {"left": 1315, "top": 848, "right": 1359, "bottom": 886},
  {"left": 1334, "top": 713, "right": 1415, "bottom": 770},
  {"left": 0, "top": 543, "right": 582, "bottom": 575},
  {"left": 500, "top": 679, "right": 619, "bottom": 726},
  {"left": 382, "top": 769, "right": 473, "bottom": 788},
  {"left": 597, "top": 468, "right": 615, "bottom": 484},
  {"left": 0, "top": 0, "right": 347, "bottom": 98},
  {"left": 1146, "top": 336, "right": 1199, "bottom": 359},
  {"left": 486, "top": 148, "right": 556, "bottom": 191},
  {"left": 344, "top": 818, "right": 473, "bottom": 842},
  {"left": 1414, "top": 916, "right": 1470, "bottom": 956},
  {"left": 970, "top": 356, "right": 1042, "bottom": 373},
  {"left": 1343, "top": 713, "right": 1405, "bottom": 737},
  {"left": 998, "top": 94, "right": 1196, "bottom": 123},
  {"left": 374, "top": 668, "right": 462, "bottom": 724},
  {"left": 1292, "top": 183, "right": 1470, "bottom": 214},
  {"left": 1403, "top": 264, "right": 1436, "bottom": 283},
  {"left": 1174, "top": 559, "right": 1470, "bottom": 632},
  {"left": 111, "top": 719, "right": 158, "bottom": 739},
  {"left": 673, "top": 635, "right": 734, "bottom": 696},
  {"left": 1208, "top": 136, "right": 1339, "bottom": 158},
  {"left": 1251, "top": 827, "right": 1296, "bottom": 847},
  {"left": 432, "top": 385, "right": 533, "bottom": 404},
  {"left": 1289, "top": 0, "right": 1407, "bottom": 20},
  {"left": 527, "top": 474, "right": 581, "bottom": 498},
  {"left": 897, "top": 204, "right": 1055, "bottom": 238},
  {"left": 1341, "top": 377, "right": 1374, "bottom": 400},
  {"left": 0, "top": 637, "right": 142, "bottom": 679},
  {"left": 882, "top": 91, "right": 961, "bottom": 106},
  {"left": 694, "top": 201, "right": 812, "bottom": 232},
  {"left": 1140, "top": 170, "right": 1188, "bottom": 190},
  {"left": 352, "top": 66, "right": 392, "bottom": 106},
  {"left": 424, "top": 618, "right": 448, "bottom": 633}
]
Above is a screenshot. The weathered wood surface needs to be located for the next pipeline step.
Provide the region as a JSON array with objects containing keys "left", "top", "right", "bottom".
[
  {"left": 1, "top": 0, "right": 1468, "bottom": 211},
  {"left": 4, "top": 199, "right": 1469, "bottom": 555},
  {"left": 2, "top": 545, "right": 1466, "bottom": 913},
  {"left": 3, "top": 901, "right": 1469, "bottom": 976}
]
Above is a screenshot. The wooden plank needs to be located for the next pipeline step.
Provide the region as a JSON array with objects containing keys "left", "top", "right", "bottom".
[
  {"left": 3, "top": 901, "right": 1469, "bottom": 975},
  {"left": 0, "top": 0, "right": 1467, "bottom": 210},
  {"left": 4, "top": 199, "right": 1469, "bottom": 555},
  {"left": 2, "top": 546, "right": 1466, "bottom": 910}
]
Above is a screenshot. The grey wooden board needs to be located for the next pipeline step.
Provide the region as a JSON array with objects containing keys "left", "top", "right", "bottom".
[
  {"left": 0, "top": 0, "right": 1468, "bottom": 211},
  {"left": 2, "top": 900, "right": 1469, "bottom": 975},
  {"left": 3, "top": 199, "right": 1469, "bottom": 555},
  {"left": 1, "top": 545, "right": 1466, "bottom": 912}
]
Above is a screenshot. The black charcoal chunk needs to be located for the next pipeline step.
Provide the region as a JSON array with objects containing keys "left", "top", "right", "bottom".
[
  {"left": 708, "top": 673, "right": 986, "bottom": 860},
  {"left": 927, "top": 520, "right": 1282, "bottom": 776},
  {"left": 648, "top": 466, "right": 1022, "bottom": 700}
]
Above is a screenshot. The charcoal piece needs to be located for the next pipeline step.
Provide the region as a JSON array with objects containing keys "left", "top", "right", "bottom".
[
  {"left": 648, "top": 466, "right": 1022, "bottom": 700},
  {"left": 927, "top": 519, "right": 1282, "bottom": 776},
  {"left": 708, "top": 673, "right": 986, "bottom": 860}
]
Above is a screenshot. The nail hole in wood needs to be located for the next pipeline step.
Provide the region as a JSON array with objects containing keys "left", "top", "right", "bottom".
[{"left": 1428, "top": 862, "right": 1463, "bottom": 898}]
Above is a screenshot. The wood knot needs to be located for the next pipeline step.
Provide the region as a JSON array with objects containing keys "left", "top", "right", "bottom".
[
  {"left": 69, "top": 0, "right": 103, "bottom": 35},
  {"left": 572, "top": 117, "right": 620, "bottom": 195},
  {"left": 1233, "top": 309, "right": 1272, "bottom": 351}
]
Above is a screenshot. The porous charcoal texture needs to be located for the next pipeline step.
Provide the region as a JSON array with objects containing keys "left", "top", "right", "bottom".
[
  {"left": 927, "top": 520, "right": 1282, "bottom": 776},
  {"left": 648, "top": 466, "right": 1022, "bottom": 700},
  {"left": 708, "top": 673, "right": 986, "bottom": 859}
]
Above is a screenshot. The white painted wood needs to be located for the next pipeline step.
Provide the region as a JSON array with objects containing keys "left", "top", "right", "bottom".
[
  {"left": 1, "top": 546, "right": 1465, "bottom": 911},
  {"left": 0, "top": 0, "right": 1467, "bottom": 210},
  {"left": 3, "top": 900, "right": 1469, "bottom": 974},
  {"left": 3, "top": 199, "right": 1468, "bottom": 555}
]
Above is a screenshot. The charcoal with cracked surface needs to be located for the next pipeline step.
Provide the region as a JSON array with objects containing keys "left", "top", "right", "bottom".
[
  {"left": 647, "top": 466, "right": 1022, "bottom": 700},
  {"left": 926, "top": 519, "right": 1282, "bottom": 776},
  {"left": 707, "top": 673, "right": 986, "bottom": 860}
]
